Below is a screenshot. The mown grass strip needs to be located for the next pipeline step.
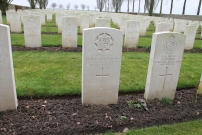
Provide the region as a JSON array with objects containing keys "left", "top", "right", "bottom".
[{"left": 13, "top": 52, "right": 202, "bottom": 97}]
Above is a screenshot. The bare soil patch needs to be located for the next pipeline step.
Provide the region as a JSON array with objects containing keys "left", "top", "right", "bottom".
[{"left": 1, "top": 88, "right": 202, "bottom": 135}]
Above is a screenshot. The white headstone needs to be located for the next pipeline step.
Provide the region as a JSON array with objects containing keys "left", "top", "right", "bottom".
[
  {"left": 197, "top": 75, "right": 202, "bottom": 94},
  {"left": 124, "top": 20, "right": 140, "bottom": 48},
  {"left": 144, "top": 32, "right": 186, "bottom": 100},
  {"left": 20, "top": 11, "right": 29, "bottom": 25},
  {"left": 173, "top": 21, "right": 181, "bottom": 33},
  {"left": 139, "top": 18, "right": 147, "bottom": 36},
  {"left": 95, "top": 18, "right": 110, "bottom": 27},
  {"left": 120, "top": 18, "right": 128, "bottom": 34},
  {"left": 0, "top": 10, "right": 2, "bottom": 24},
  {"left": 184, "top": 25, "right": 197, "bottom": 50},
  {"left": 200, "top": 29, "right": 202, "bottom": 39},
  {"left": 24, "top": 15, "right": 41, "bottom": 47},
  {"left": 57, "top": 14, "right": 64, "bottom": 34},
  {"left": 47, "top": 12, "right": 52, "bottom": 22},
  {"left": 155, "top": 22, "right": 170, "bottom": 32},
  {"left": 9, "top": 12, "right": 21, "bottom": 32},
  {"left": 62, "top": 17, "right": 78, "bottom": 47},
  {"left": 40, "top": 13, "right": 45, "bottom": 26},
  {"left": 82, "top": 28, "right": 123, "bottom": 105},
  {"left": 0, "top": 24, "right": 18, "bottom": 112},
  {"left": 80, "top": 15, "right": 89, "bottom": 34}
]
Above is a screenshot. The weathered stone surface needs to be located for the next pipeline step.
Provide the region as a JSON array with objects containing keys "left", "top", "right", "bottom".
[
  {"left": 124, "top": 20, "right": 140, "bottom": 48},
  {"left": 95, "top": 18, "right": 110, "bottom": 27},
  {"left": 144, "top": 32, "right": 186, "bottom": 100},
  {"left": 24, "top": 15, "right": 41, "bottom": 47},
  {"left": 9, "top": 12, "right": 21, "bottom": 32},
  {"left": 47, "top": 12, "right": 52, "bottom": 22},
  {"left": 197, "top": 75, "right": 202, "bottom": 94},
  {"left": 82, "top": 28, "right": 123, "bottom": 105},
  {"left": 139, "top": 18, "right": 147, "bottom": 36},
  {"left": 184, "top": 25, "right": 197, "bottom": 50},
  {"left": 80, "top": 15, "right": 89, "bottom": 34},
  {"left": 0, "top": 24, "right": 18, "bottom": 112},
  {"left": 0, "top": 10, "right": 2, "bottom": 24},
  {"left": 173, "top": 21, "right": 181, "bottom": 33},
  {"left": 62, "top": 17, "right": 78, "bottom": 47},
  {"left": 155, "top": 22, "right": 170, "bottom": 32}
]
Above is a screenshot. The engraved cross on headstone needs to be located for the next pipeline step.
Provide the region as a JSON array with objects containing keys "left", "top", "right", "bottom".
[
  {"left": 29, "top": 31, "right": 36, "bottom": 42},
  {"left": 96, "top": 67, "right": 109, "bottom": 82},
  {"left": 65, "top": 32, "right": 73, "bottom": 46},
  {"left": 159, "top": 67, "right": 172, "bottom": 91},
  {"left": 96, "top": 67, "right": 108, "bottom": 88}
]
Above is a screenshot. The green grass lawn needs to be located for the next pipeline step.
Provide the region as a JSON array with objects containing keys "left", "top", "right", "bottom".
[
  {"left": 105, "top": 119, "right": 202, "bottom": 135},
  {"left": 2, "top": 14, "right": 202, "bottom": 134},
  {"left": 13, "top": 52, "right": 202, "bottom": 97}
]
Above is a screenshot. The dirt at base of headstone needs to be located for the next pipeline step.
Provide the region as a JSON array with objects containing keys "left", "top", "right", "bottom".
[
  {"left": 12, "top": 46, "right": 202, "bottom": 53},
  {"left": 0, "top": 88, "right": 202, "bottom": 135}
]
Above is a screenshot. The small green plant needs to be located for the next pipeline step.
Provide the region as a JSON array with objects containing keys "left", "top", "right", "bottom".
[
  {"left": 146, "top": 45, "right": 151, "bottom": 51},
  {"left": 128, "top": 99, "right": 149, "bottom": 111},
  {"left": 161, "top": 97, "right": 173, "bottom": 106},
  {"left": 119, "top": 115, "right": 128, "bottom": 121}
]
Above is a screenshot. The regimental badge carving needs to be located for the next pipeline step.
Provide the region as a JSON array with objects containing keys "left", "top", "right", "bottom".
[
  {"left": 66, "top": 19, "right": 74, "bottom": 26},
  {"left": 95, "top": 33, "right": 113, "bottom": 52},
  {"left": 164, "top": 35, "right": 177, "bottom": 54},
  {"left": 28, "top": 17, "right": 36, "bottom": 26}
]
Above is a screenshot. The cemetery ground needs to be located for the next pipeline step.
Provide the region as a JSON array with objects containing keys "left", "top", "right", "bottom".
[{"left": 1, "top": 15, "right": 202, "bottom": 135}]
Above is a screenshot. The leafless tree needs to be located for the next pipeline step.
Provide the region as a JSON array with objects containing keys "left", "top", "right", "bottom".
[
  {"left": 159, "top": 0, "right": 163, "bottom": 14},
  {"left": 51, "top": 2, "right": 57, "bottom": 9},
  {"left": 58, "top": 4, "right": 63, "bottom": 9},
  {"left": 27, "top": 0, "right": 38, "bottom": 9},
  {"left": 170, "top": 0, "right": 173, "bottom": 14},
  {"left": 145, "top": 0, "right": 160, "bottom": 16},
  {"left": 66, "top": 3, "right": 71, "bottom": 10},
  {"left": 132, "top": 0, "right": 136, "bottom": 12},
  {"left": 107, "top": 0, "right": 110, "bottom": 11},
  {"left": 182, "top": 0, "right": 187, "bottom": 14},
  {"left": 0, "top": 0, "right": 13, "bottom": 14},
  {"left": 127, "top": 0, "right": 132, "bottom": 13},
  {"left": 138, "top": 0, "right": 141, "bottom": 13},
  {"left": 74, "top": 4, "right": 78, "bottom": 10},
  {"left": 112, "top": 0, "right": 124, "bottom": 13},
  {"left": 110, "top": 2, "right": 113, "bottom": 12},
  {"left": 197, "top": 0, "right": 202, "bottom": 15},
  {"left": 103, "top": 0, "right": 107, "bottom": 11},
  {"left": 81, "top": 4, "right": 86, "bottom": 10},
  {"left": 36, "top": 0, "right": 48, "bottom": 9},
  {"left": 96, "top": 0, "right": 105, "bottom": 12},
  {"left": 86, "top": 5, "right": 90, "bottom": 11}
]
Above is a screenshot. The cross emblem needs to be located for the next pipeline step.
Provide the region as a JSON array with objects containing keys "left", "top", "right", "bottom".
[
  {"left": 96, "top": 67, "right": 108, "bottom": 82},
  {"left": 159, "top": 67, "right": 172, "bottom": 92},
  {"left": 65, "top": 32, "right": 73, "bottom": 46}
]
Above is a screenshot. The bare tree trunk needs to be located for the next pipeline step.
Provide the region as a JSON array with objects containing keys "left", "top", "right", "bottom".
[
  {"left": 138, "top": 0, "right": 140, "bottom": 13},
  {"left": 108, "top": 0, "right": 109, "bottom": 11},
  {"left": 132, "top": 0, "right": 135, "bottom": 12},
  {"left": 170, "top": 0, "right": 173, "bottom": 14},
  {"left": 182, "top": 0, "right": 187, "bottom": 15},
  {"left": 127, "top": 0, "right": 129, "bottom": 13},
  {"left": 144, "top": 0, "right": 146, "bottom": 13},
  {"left": 149, "top": 0, "right": 154, "bottom": 16},
  {"left": 160, "top": 0, "right": 163, "bottom": 14},
  {"left": 197, "top": 0, "right": 201, "bottom": 15}
]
